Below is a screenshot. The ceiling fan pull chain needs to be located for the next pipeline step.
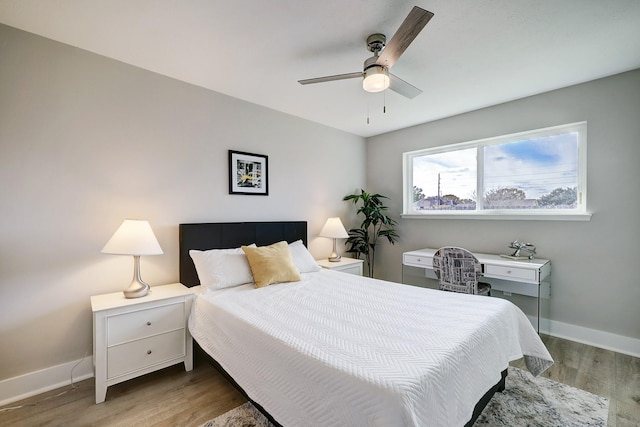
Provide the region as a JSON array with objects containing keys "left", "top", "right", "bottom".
[
  {"left": 367, "top": 101, "right": 370, "bottom": 124},
  {"left": 383, "top": 89, "right": 387, "bottom": 114}
]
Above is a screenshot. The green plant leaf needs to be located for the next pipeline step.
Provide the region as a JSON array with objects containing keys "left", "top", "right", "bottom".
[{"left": 343, "top": 188, "right": 399, "bottom": 277}]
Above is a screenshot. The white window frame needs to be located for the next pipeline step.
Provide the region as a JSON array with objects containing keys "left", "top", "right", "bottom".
[{"left": 402, "top": 122, "right": 591, "bottom": 221}]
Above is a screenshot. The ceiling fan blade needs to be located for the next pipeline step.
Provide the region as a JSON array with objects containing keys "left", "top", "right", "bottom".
[
  {"left": 377, "top": 6, "right": 434, "bottom": 69},
  {"left": 298, "top": 72, "right": 363, "bottom": 85},
  {"left": 389, "top": 73, "right": 422, "bottom": 99}
]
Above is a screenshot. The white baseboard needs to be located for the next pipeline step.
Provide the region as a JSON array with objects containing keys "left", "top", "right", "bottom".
[
  {"left": 0, "top": 356, "right": 94, "bottom": 407},
  {"left": 524, "top": 315, "right": 639, "bottom": 358},
  {"left": 1, "top": 321, "right": 638, "bottom": 407},
  {"left": 546, "top": 320, "right": 640, "bottom": 359}
]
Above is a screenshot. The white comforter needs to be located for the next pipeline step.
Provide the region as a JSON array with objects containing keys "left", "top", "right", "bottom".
[{"left": 189, "top": 269, "right": 553, "bottom": 427}]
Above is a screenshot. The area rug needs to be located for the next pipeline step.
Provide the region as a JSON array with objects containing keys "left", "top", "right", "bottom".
[
  {"left": 199, "top": 367, "right": 609, "bottom": 427},
  {"left": 474, "top": 367, "right": 609, "bottom": 426}
]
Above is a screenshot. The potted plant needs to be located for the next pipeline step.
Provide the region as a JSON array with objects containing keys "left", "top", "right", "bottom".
[{"left": 343, "top": 189, "right": 399, "bottom": 277}]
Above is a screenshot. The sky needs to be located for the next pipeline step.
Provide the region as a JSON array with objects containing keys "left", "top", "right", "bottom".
[{"left": 412, "top": 132, "right": 579, "bottom": 200}]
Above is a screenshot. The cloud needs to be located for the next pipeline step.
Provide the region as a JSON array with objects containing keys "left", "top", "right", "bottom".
[{"left": 412, "top": 132, "right": 578, "bottom": 200}]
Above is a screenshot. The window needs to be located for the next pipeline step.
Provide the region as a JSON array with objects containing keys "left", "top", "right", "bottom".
[{"left": 402, "top": 122, "right": 589, "bottom": 220}]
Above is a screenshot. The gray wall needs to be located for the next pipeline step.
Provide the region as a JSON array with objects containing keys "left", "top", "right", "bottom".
[
  {"left": 0, "top": 24, "right": 365, "bottom": 380},
  {"left": 367, "top": 69, "right": 640, "bottom": 342}
]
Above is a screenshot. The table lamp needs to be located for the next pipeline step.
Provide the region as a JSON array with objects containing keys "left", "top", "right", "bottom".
[
  {"left": 319, "top": 217, "right": 349, "bottom": 262},
  {"left": 101, "top": 219, "right": 163, "bottom": 298}
]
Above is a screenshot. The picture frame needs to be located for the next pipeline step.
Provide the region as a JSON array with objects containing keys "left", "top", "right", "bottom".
[{"left": 228, "top": 150, "right": 269, "bottom": 195}]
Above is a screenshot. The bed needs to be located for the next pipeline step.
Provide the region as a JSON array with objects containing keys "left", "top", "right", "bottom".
[{"left": 179, "top": 221, "right": 553, "bottom": 427}]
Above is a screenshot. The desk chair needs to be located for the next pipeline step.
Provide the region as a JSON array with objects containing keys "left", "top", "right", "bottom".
[{"left": 432, "top": 247, "right": 491, "bottom": 296}]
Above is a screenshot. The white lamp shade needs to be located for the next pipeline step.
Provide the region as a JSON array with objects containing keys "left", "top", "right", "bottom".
[
  {"left": 319, "top": 217, "right": 349, "bottom": 239},
  {"left": 101, "top": 219, "right": 163, "bottom": 256},
  {"left": 362, "top": 65, "right": 390, "bottom": 93}
]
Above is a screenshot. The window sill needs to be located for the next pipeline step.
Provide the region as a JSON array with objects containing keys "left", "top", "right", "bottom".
[{"left": 401, "top": 212, "right": 592, "bottom": 221}]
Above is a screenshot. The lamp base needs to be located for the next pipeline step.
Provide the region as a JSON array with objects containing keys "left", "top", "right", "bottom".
[
  {"left": 123, "top": 280, "right": 150, "bottom": 298},
  {"left": 123, "top": 255, "right": 151, "bottom": 298},
  {"left": 328, "top": 252, "right": 342, "bottom": 262}
]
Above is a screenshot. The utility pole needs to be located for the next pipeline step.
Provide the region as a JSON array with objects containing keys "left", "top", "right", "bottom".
[{"left": 437, "top": 173, "right": 441, "bottom": 206}]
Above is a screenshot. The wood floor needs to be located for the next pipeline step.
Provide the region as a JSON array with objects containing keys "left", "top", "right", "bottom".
[
  {"left": 511, "top": 336, "right": 640, "bottom": 427},
  {"left": 1, "top": 335, "right": 639, "bottom": 426}
]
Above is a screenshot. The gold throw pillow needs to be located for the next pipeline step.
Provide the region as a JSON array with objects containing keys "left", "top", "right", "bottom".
[{"left": 242, "top": 241, "right": 302, "bottom": 288}]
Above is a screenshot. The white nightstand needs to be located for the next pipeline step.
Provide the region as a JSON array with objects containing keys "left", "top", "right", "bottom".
[
  {"left": 91, "top": 283, "right": 194, "bottom": 404},
  {"left": 317, "top": 257, "right": 364, "bottom": 276}
]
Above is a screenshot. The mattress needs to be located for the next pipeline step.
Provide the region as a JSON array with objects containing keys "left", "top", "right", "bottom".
[{"left": 189, "top": 269, "right": 553, "bottom": 427}]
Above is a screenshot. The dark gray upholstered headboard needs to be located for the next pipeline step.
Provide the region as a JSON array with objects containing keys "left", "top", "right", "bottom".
[{"left": 179, "top": 221, "right": 308, "bottom": 287}]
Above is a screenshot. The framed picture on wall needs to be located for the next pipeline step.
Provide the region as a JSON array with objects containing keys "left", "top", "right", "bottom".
[{"left": 229, "top": 150, "right": 269, "bottom": 195}]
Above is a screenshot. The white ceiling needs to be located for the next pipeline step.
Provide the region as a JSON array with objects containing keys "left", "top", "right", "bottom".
[{"left": 1, "top": 0, "right": 639, "bottom": 137}]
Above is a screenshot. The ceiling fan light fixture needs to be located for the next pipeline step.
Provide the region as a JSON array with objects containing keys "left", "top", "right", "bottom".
[{"left": 363, "top": 65, "right": 389, "bottom": 93}]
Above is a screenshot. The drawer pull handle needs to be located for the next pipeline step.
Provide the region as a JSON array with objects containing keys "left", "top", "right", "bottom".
[
  {"left": 147, "top": 350, "right": 152, "bottom": 355},
  {"left": 146, "top": 321, "right": 151, "bottom": 326}
]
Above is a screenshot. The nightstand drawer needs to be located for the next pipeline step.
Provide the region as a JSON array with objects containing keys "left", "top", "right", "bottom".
[
  {"left": 107, "top": 329, "right": 185, "bottom": 379},
  {"left": 317, "top": 257, "right": 364, "bottom": 276},
  {"left": 484, "top": 265, "right": 536, "bottom": 282},
  {"left": 108, "top": 303, "right": 184, "bottom": 346},
  {"left": 336, "top": 264, "right": 363, "bottom": 275}
]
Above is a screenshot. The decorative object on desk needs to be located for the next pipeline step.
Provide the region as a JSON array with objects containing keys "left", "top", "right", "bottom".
[
  {"left": 101, "top": 219, "right": 163, "bottom": 298},
  {"left": 319, "top": 217, "right": 349, "bottom": 262},
  {"left": 229, "top": 150, "right": 269, "bottom": 195},
  {"left": 501, "top": 240, "right": 537, "bottom": 260},
  {"left": 343, "top": 189, "right": 398, "bottom": 277}
]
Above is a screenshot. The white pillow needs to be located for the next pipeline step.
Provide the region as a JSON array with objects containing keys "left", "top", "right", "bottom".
[
  {"left": 288, "top": 240, "right": 321, "bottom": 273},
  {"left": 189, "top": 245, "right": 255, "bottom": 290}
]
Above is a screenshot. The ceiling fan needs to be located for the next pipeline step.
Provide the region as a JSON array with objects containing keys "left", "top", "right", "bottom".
[{"left": 298, "top": 6, "right": 434, "bottom": 99}]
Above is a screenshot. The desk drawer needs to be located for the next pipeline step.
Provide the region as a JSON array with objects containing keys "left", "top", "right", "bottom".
[
  {"left": 107, "top": 329, "right": 185, "bottom": 379},
  {"left": 108, "top": 303, "right": 184, "bottom": 346},
  {"left": 403, "top": 253, "right": 433, "bottom": 268},
  {"left": 485, "top": 265, "right": 536, "bottom": 283}
]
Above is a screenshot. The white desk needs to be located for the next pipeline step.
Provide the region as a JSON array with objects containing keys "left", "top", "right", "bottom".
[{"left": 403, "top": 248, "right": 551, "bottom": 332}]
